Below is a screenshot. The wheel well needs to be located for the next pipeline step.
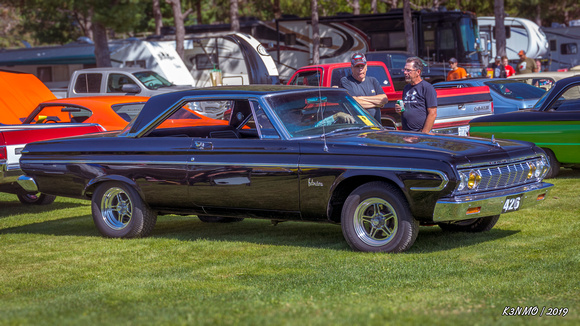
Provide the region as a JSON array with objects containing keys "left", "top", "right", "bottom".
[{"left": 328, "top": 176, "right": 405, "bottom": 223}]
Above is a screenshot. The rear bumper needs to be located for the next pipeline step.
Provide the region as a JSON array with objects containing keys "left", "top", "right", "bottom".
[{"left": 433, "top": 182, "right": 553, "bottom": 222}]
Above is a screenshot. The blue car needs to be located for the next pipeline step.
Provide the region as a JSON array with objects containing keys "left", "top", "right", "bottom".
[{"left": 435, "top": 78, "right": 546, "bottom": 114}]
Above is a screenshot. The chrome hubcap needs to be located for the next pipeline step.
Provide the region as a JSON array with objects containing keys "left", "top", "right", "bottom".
[
  {"left": 101, "top": 187, "right": 133, "bottom": 230},
  {"left": 353, "top": 198, "right": 398, "bottom": 246}
]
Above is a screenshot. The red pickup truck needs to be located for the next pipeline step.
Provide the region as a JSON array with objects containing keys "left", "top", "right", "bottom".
[
  {"left": 287, "top": 61, "right": 493, "bottom": 135},
  {"left": 0, "top": 70, "right": 105, "bottom": 204}
]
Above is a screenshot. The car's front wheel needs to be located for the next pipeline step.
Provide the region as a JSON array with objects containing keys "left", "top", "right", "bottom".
[
  {"left": 17, "top": 193, "right": 56, "bottom": 205},
  {"left": 341, "top": 182, "right": 418, "bottom": 253},
  {"left": 437, "top": 215, "right": 499, "bottom": 232},
  {"left": 543, "top": 148, "right": 561, "bottom": 178},
  {"left": 91, "top": 182, "right": 157, "bottom": 238}
]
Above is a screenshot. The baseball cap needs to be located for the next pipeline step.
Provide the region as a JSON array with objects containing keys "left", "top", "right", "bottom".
[
  {"left": 518, "top": 50, "right": 525, "bottom": 56},
  {"left": 351, "top": 53, "right": 367, "bottom": 66},
  {"left": 449, "top": 57, "right": 458, "bottom": 64},
  {"left": 495, "top": 56, "right": 501, "bottom": 60}
]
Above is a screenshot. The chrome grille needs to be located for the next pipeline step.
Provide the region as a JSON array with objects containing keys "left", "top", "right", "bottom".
[{"left": 457, "top": 157, "right": 547, "bottom": 194}]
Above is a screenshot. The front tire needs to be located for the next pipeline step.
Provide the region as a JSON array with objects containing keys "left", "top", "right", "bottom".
[
  {"left": 438, "top": 215, "right": 499, "bottom": 232},
  {"left": 91, "top": 182, "right": 157, "bottom": 238},
  {"left": 17, "top": 193, "right": 56, "bottom": 205},
  {"left": 543, "top": 148, "right": 560, "bottom": 178},
  {"left": 341, "top": 182, "right": 418, "bottom": 253}
]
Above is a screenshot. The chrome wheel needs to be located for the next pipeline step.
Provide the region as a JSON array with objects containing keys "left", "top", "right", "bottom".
[
  {"left": 353, "top": 198, "right": 398, "bottom": 247},
  {"left": 101, "top": 187, "right": 133, "bottom": 230}
]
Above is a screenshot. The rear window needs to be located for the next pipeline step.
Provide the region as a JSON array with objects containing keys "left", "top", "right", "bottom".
[
  {"left": 74, "top": 74, "right": 101, "bottom": 93},
  {"left": 484, "top": 80, "right": 546, "bottom": 99},
  {"left": 331, "top": 66, "right": 390, "bottom": 87}
]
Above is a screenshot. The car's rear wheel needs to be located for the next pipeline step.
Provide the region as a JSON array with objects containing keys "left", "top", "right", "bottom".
[
  {"left": 198, "top": 216, "right": 244, "bottom": 223},
  {"left": 341, "top": 182, "right": 418, "bottom": 253},
  {"left": 437, "top": 215, "right": 499, "bottom": 233},
  {"left": 92, "top": 182, "right": 157, "bottom": 238},
  {"left": 543, "top": 148, "right": 560, "bottom": 178},
  {"left": 17, "top": 193, "right": 56, "bottom": 205}
]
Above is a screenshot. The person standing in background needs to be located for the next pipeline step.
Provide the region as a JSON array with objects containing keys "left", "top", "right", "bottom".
[
  {"left": 516, "top": 50, "right": 538, "bottom": 74},
  {"left": 340, "top": 53, "right": 388, "bottom": 123},
  {"left": 488, "top": 56, "right": 506, "bottom": 78},
  {"left": 446, "top": 57, "right": 467, "bottom": 81},
  {"left": 395, "top": 57, "right": 437, "bottom": 133},
  {"left": 502, "top": 56, "right": 515, "bottom": 77}
]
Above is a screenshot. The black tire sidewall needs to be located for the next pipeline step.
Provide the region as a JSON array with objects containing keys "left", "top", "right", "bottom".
[
  {"left": 91, "top": 182, "right": 153, "bottom": 238},
  {"left": 17, "top": 193, "right": 56, "bottom": 205},
  {"left": 341, "top": 182, "right": 417, "bottom": 253}
]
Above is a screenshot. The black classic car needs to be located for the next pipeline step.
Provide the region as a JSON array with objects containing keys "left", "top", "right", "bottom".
[{"left": 18, "top": 86, "right": 553, "bottom": 253}]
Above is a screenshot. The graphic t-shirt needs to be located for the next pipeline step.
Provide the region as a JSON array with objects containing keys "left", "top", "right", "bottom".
[
  {"left": 401, "top": 80, "right": 437, "bottom": 132},
  {"left": 517, "top": 58, "right": 537, "bottom": 74}
]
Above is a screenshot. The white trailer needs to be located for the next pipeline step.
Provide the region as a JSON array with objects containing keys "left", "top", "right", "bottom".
[
  {"left": 541, "top": 26, "right": 580, "bottom": 71},
  {"left": 478, "top": 16, "right": 549, "bottom": 63}
]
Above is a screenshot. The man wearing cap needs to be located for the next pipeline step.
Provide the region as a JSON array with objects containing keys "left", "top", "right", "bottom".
[
  {"left": 340, "top": 53, "right": 388, "bottom": 123},
  {"left": 446, "top": 58, "right": 467, "bottom": 81},
  {"left": 516, "top": 50, "right": 538, "bottom": 74}
]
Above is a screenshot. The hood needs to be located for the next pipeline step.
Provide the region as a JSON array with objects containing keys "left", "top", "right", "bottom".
[
  {"left": 154, "top": 85, "right": 195, "bottom": 93},
  {"left": 325, "top": 130, "right": 539, "bottom": 165},
  {"left": 0, "top": 71, "right": 56, "bottom": 124}
]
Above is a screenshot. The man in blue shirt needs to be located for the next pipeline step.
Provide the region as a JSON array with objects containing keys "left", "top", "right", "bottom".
[
  {"left": 340, "top": 53, "right": 388, "bottom": 123},
  {"left": 395, "top": 57, "right": 437, "bottom": 133}
]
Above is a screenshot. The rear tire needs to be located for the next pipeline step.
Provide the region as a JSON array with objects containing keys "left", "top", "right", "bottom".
[
  {"left": 341, "top": 182, "right": 418, "bottom": 253},
  {"left": 17, "top": 193, "right": 56, "bottom": 205},
  {"left": 438, "top": 215, "right": 499, "bottom": 233},
  {"left": 91, "top": 182, "right": 157, "bottom": 238}
]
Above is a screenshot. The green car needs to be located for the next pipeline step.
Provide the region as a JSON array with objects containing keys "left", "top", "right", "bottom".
[{"left": 469, "top": 76, "right": 580, "bottom": 178}]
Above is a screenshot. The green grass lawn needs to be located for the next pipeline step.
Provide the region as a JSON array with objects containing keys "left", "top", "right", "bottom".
[{"left": 1, "top": 169, "right": 578, "bottom": 326}]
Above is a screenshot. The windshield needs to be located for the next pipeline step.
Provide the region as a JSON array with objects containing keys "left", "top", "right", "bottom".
[
  {"left": 484, "top": 80, "right": 546, "bottom": 100},
  {"left": 532, "top": 87, "right": 555, "bottom": 109},
  {"left": 266, "top": 91, "right": 383, "bottom": 139},
  {"left": 133, "top": 71, "right": 174, "bottom": 90},
  {"left": 459, "top": 17, "right": 479, "bottom": 61}
]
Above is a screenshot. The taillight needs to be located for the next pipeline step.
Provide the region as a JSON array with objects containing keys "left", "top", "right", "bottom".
[
  {"left": 491, "top": 101, "right": 494, "bottom": 114},
  {"left": 0, "top": 133, "right": 6, "bottom": 160}
]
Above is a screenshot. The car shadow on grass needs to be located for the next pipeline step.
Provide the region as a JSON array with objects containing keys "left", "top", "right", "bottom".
[
  {"left": 0, "top": 201, "right": 86, "bottom": 219},
  {"left": 0, "top": 214, "right": 521, "bottom": 253}
]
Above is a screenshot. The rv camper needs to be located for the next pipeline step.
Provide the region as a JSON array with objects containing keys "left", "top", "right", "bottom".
[
  {"left": 541, "top": 26, "right": 580, "bottom": 71},
  {"left": 477, "top": 16, "right": 549, "bottom": 64}
]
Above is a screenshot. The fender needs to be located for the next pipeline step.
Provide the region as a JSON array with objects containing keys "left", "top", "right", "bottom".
[{"left": 84, "top": 175, "right": 144, "bottom": 199}]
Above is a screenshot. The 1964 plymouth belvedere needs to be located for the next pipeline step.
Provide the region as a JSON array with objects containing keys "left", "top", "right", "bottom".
[{"left": 18, "top": 86, "right": 553, "bottom": 252}]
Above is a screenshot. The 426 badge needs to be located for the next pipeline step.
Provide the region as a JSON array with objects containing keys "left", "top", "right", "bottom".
[{"left": 503, "top": 195, "right": 522, "bottom": 213}]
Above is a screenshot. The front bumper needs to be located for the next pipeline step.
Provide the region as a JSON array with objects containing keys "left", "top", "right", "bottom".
[{"left": 432, "top": 182, "right": 553, "bottom": 222}]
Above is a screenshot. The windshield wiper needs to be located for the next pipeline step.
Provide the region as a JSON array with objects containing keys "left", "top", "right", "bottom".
[{"left": 321, "top": 125, "right": 375, "bottom": 137}]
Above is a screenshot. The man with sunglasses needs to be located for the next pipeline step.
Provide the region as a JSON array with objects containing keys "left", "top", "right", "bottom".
[
  {"left": 395, "top": 57, "right": 437, "bottom": 134},
  {"left": 340, "top": 53, "right": 388, "bottom": 123}
]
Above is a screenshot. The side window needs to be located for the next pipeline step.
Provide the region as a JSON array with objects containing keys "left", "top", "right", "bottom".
[
  {"left": 74, "top": 73, "right": 101, "bottom": 93},
  {"left": 551, "top": 86, "right": 580, "bottom": 112},
  {"left": 561, "top": 43, "right": 578, "bottom": 55},
  {"left": 250, "top": 100, "right": 280, "bottom": 139},
  {"left": 107, "top": 74, "right": 136, "bottom": 93},
  {"left": 112, "top": 103, "right": 146, "bottom": 122},
  {"left": 289, "top": 70, "right": 321, "bottom": 86},
  {"left": 331, "top": 68, "right": 351, "bottom": 87},
  {"left": 366, "top": 66, "right": 390, "bottom": 87}
]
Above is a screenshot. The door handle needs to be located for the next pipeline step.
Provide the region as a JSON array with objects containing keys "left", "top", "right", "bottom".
[{"left": 195, "top": 141, "right": 213, "bottom": 150}]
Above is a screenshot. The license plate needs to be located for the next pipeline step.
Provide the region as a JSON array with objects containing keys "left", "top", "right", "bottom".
[
  {"left": 458, "top": 125, "right": 470, "bottom": 136},
  {"left": 502, "top": 195, "right": 522, "bottom": 213}
]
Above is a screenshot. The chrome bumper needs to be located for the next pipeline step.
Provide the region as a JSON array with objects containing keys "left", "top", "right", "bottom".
[
  {"left": 432, "top": 182, "right": 553, "bottom": 222},
  {"left": 17, "top": 175, "right": 39, "bottom": 193}
]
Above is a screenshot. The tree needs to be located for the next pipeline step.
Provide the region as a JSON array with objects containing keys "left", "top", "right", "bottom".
[
  {"left": 166, "top": 0, "right": 193, "bottom": 61},
  {"left": 311, "top": 0, "right": 319, "bottom": 65},
  {"left": 494, "top": 0, "right": 506, "bottom": 57},
  {"left": 153, "top": 0, "right": 163, "bottom": 35},
  {"left": 403, "top": 0, "right": 414, "bottom": 54},
  {"left": 231, "top": 0, "right": 239, "bottom": 32}
]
